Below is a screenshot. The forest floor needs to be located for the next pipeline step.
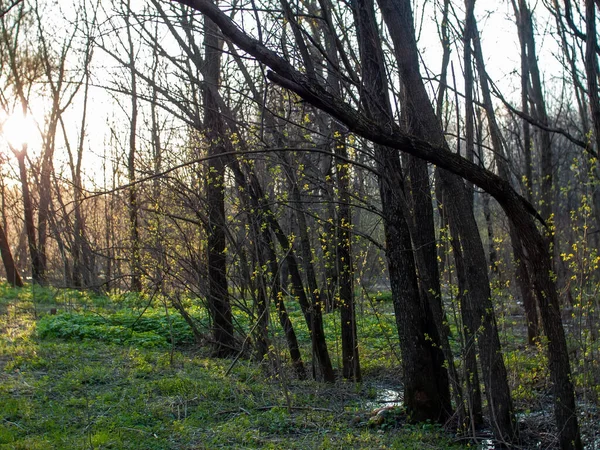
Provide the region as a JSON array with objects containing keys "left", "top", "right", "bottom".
[{"left": 0, "top": 283, "right": 598, "bottom": 449}]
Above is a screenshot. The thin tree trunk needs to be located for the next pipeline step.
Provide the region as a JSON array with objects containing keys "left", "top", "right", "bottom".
[
  {"left": 0, "top": 224, "right": 23, "bottom": 287},
  {"left": 321, "top": 4, "right": 361, "bottom": 380},
  {"left": 228, "top": 151, "right": 307, "bottom": 377},
  {"left": 472, "top": 5, "right": 540, "bottom": 344},
  {"left": 15, "top": 150, "right": 44, "bottom": 284},
  {"left": 264, "top": 227, "right": 307, "bottom": 379},
  {"left": 203, "top": 14, "right": 235, "bottom": 356},
  {"left": 463, "top": 0, "right": 476, "bottom": 206},
  {"left": 584, "top": 0, "right": 600, "bottom": 154},
  {"left": 335, "top": 130, "right": 361, "bottom": 382},
  {"left": 515, "top": 0, "right": 554, "bottom": 229},
  {"left": 583, "top": 0, "right": 600, "bottom": 240},
  {"left": 125, "top": 0, "right": 142, "bottom": 292}
]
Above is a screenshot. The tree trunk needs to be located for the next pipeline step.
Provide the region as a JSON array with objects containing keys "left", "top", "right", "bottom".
[
  {"left": 378, "top": 0, "right": 516, "bottom": 441},
  {"left": 0, "top": 224, "right": 23, "bottom": 287},
  {"left": 321, "top": 4, "right": 361, "bottom": 380},
  {"left": 267, "top": 208, "right": 335, "bottom": 381},
  {"left": 335, "top": 131, "right": 361, "bottom": 382},
  {"left": 15, "top": 149, "right": 45, "bottom": 284},
  {"left": 403, "top": 159, "right": 466, "bottom": 426},
  {"left": 516, "top": 0, "right": 554, "bottom": 229},
  {"left": 226, "top": 141, "right": 307, "bottom": 377},
  {"left": 125, "top": 0, "right": 142, "bottom": 292},
  {"left": 471, "top": 5, "right": 540, "bottom": 344},
  {"left": 445, "top": 206, "right": 483, "bottom": 428},
  {"left": 203, "top": 14, "right": 235, "bottom": 356},
  {"left": 352, "top": 0, "right": 451, "bottom": 422}
]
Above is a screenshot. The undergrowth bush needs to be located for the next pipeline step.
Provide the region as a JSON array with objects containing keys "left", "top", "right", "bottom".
[{"left": 37, "top": 310, "right": 198, "bottom": 348}]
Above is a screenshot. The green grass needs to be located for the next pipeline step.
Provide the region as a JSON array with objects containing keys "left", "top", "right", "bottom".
[{"left": 0, "top": 283, "right": 465, "bottom": 449}]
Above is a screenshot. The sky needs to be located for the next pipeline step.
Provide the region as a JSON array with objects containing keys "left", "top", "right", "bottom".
[{"left": 0, "top": 0, "right": 575, "bottom": 190}]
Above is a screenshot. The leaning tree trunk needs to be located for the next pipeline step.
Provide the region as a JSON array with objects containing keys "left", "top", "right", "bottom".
[{"left": 264, "top": 227, "right": 307, "bottom": 379}]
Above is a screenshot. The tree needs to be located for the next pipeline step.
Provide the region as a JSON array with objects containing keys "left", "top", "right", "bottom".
[
  {"left": 378, "top": 0, "right": 515, "bottom": 440},
  {"left": 0, "top": 223, "right": 22, "bottom": 286},
  {"left": 172, "top": 0, "right": 582, "bottom": 448},
  {"left": 352, "top": 0, "right": 451, "bottom": 422},
  {"left": 0, "top": 1, "right": 45, "bottom": 284}
]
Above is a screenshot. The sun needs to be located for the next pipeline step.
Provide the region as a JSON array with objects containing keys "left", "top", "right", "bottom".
[{"left": 1, "top": 111, "right": 39, "bottom": 150}]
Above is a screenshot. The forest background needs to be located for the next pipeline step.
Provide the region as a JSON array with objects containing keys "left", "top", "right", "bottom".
[{"left": 0, "top": 0, "right": 599, "bottom": 448}]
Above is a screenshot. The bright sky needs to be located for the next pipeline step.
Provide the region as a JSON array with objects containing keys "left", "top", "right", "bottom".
[{"left": 0, "top": 0, "right": 573, "bottom": 190}]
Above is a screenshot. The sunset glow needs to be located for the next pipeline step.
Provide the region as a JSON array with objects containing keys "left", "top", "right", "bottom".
[{"left": 1, "top": 111, "right": 39, "bottom": 150}]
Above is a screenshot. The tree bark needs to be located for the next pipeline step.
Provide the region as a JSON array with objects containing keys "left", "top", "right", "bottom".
[
  {"left": 15, "top": 149, "right": 45, "bottom": 284},
  {"left": 471, "top": 10, "right": 540, "bottom": 345},
  {"left": 203, "top": 14, "right": 235, "bottom": 356},
  {"left": 125, "top": 0, "right": 142, "bottom": 292},
  {"left": 321, "top": 2, "right": 361, "bottom": 381},
  {"left": 0, "top": 224, "right": 23, "bottom": 287},
  {"left": 352, "top": 0, "right": 451, "bottom": 422},
  {"left": 516, "top": 0, "right": 554, "bottom": 228},
  {"left": 378, "top": 0, "right": 515, "bottom": 441}
]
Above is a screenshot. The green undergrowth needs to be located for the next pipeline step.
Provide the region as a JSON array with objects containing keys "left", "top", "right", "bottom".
[
  {"left": 0, "top": 283, "right": 464, "bottom": 449},
  {"left": 37, "top": 311, "right": 197, "bottom": 348}
]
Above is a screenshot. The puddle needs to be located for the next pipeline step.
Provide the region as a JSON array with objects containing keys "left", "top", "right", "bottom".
[
  {"left": 365, "top": 387, "right": 403, "bottom": 410},
  {"left": 479, "top": 438, "right": 494, "bottom": 449}
]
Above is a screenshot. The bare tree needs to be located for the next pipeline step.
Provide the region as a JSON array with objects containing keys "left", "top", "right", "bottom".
[{"left": 171, "top": 0, "right": 582, "bottom": 447}]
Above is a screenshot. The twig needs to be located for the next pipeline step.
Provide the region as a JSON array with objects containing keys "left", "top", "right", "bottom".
[{"left": 255, "top": 405, "right": 333, "bottom": 412}]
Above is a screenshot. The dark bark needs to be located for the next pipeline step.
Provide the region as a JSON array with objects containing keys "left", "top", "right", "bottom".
[
  {"left": 336, "top": 132, "right": 361, "bottom": 382},
  {"left": 402, "top": 158, "right": 466, "bottom": 426},
  {"left": 584, "top": 0, "right": 600, "bottom": 160},
  {"left": 378, "top": 0, "right": 514, "bottom": 440},
  {"left": 221, "top": 142, "right": 307, "bottom": 376},
  {"left": 15, "top": 149, "right": 45, "bottom": 284},
  {"left": 153, "top": 4, "right": 309, "bottom": 372},
  {"left": 352, "top": 0, "right": 451, "bottom": 422},
  {"left": 228, "top": 155, "right": 320, "bottom": 379},
  {"left": 517, "top": 0, "right": 554, "bottom": 226},
  {"left": 459, "top": 1, "right": 485, "bottom": 428},
  {"left": 401, "top": 92, "right": 463, "bottom": 421},
  {"left": 69, "top": 55, "right": 95, "bottom": 289},
  {"left": 445, "top": 206, "right": 483, "bottom": 427},
  {"left": 203, "top": 15, "right": 235, "bottom": 356},
  {"left": 463, "top": 0, "right": 476, "bottom": 205},
  {"left": 0, "top": 224, "right": 23, "bottom": 287},
  {"left": 518, "top": 1, "right": 533, "bottom": 202},
  {"left": 322, "top": 6, "right": 360, "bottom": 381},
  {"left": 251, "top": 231, "right": 271, "bottom": 363},
  {"left": 125, "top": 0, "right": 142, "bottom": 292},
  {"left": 264, "top": 228, "right": 307, "bottom": 379},
  {"left": 267, "top": 208, "right": 334, "bottom": 381}
]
